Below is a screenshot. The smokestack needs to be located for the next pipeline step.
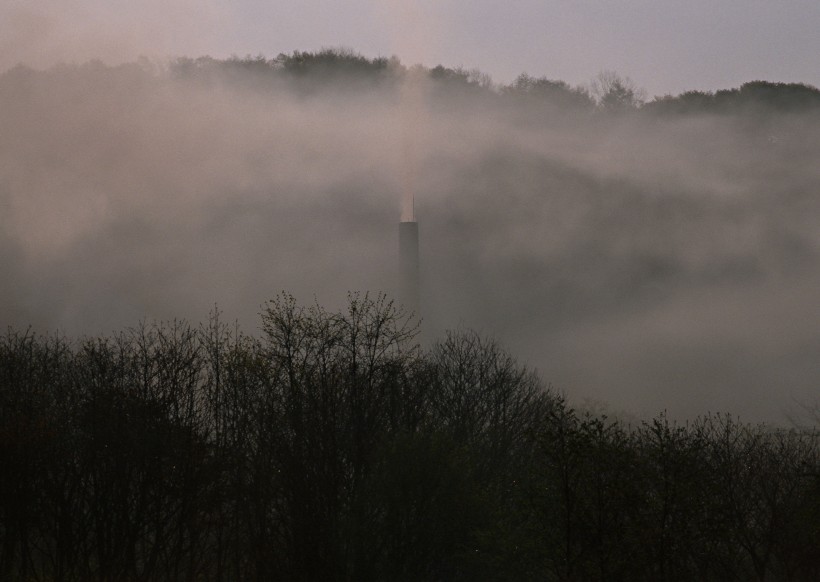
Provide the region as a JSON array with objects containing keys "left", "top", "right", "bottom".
[{"left": 399, "top": 220, "right": 419, "bottom": 315}]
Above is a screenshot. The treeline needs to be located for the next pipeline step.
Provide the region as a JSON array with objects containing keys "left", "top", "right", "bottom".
[
  {"left": 166, "top": 48, "right": 820, "bottom": 114},
  {"left": 1, "top": 294, "right": 818, "bottom": 581},
  {"left": 5, "top": 48, "right": 820, "bottom": 117}
]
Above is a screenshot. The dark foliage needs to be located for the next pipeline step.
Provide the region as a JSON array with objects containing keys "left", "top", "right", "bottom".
[
  {"left": 646, "top": 81, "right": 820, "bottom": 116},
  {"left": 502, "top": 73, "right": 595, "bottom": 112},
  {"left": 1, "top": 295, "right": 818, "bottom": 580},
  {"left": 275, "top": 49, "right": 390, "bottom": 79},
  {"left": 8, "top": 48, "right": 820, "bottom": 118}
]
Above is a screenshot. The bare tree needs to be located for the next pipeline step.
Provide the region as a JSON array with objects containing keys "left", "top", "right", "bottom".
[{"left": 590, "top": 70, "right": 647, "bottom": 111}]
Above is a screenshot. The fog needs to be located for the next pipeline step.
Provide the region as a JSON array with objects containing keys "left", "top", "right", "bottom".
[{"left": 1, "top": 59, "right": 818, "bottom": 423}]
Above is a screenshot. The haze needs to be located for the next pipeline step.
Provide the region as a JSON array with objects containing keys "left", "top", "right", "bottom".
[{"left": 2, "top": 3, "right": 820, "bottom": 424}]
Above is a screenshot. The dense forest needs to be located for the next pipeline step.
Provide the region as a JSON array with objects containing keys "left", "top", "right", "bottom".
[
  {"left": 6, "top": 48, "right": 820, "bottom": 122},
  {"left": 165, "top": 49, "right": 820, "bottom": 113},
  {"left": 1, "top": 294, "right": 818, "bottom": 581}
]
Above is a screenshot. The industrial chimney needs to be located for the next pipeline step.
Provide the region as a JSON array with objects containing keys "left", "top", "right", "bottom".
[{"left": 399, "top": 219, "right": 419, "bottom": 315}]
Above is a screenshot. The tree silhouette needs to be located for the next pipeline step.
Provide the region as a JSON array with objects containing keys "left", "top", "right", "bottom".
[{"left": 1, "top": 298, "right": 819, "bottom": 580}]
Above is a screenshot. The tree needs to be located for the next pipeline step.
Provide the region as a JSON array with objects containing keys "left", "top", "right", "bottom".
[
  {"left": 503, "top": 73, "right": 595, "bottom": 111},
  {"left": 591, "top": 70, "right": 646, "bottom": 112},
  {"left": 3, "top": 298, "right": 819, "bottom": 580},
  {"left": 257, "top": 292, "right": 423, "bottom": 580}
]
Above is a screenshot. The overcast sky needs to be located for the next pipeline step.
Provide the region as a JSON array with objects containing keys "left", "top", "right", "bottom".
[{"left": 3, "top": 0, "right": 820, "bottom": 96}]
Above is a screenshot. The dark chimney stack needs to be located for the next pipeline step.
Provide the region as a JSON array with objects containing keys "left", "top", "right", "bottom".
[{"left": 399, "top": 220, "right": 419, "bottom": 315}]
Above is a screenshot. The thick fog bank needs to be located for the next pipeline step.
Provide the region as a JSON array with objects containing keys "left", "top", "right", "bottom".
[{"left": 1, "top": 60, "right": 818, "bottom": 422}]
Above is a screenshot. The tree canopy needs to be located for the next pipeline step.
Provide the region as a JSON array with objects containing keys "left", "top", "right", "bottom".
[
  {"left": 6, "top": 48, "right": 820, "bottom": 118},
  {"left": 1, "top": 296, "right": 818, "bottom": 580}
]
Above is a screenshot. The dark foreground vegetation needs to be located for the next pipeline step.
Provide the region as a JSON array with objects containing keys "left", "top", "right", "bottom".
[{"left": 1, "top": 294, "right": 818, "bottom": 581}]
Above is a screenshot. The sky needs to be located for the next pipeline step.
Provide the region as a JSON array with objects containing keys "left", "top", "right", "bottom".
[{"left": 3, "top": 0, "right": 820, "bottom": 96}]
